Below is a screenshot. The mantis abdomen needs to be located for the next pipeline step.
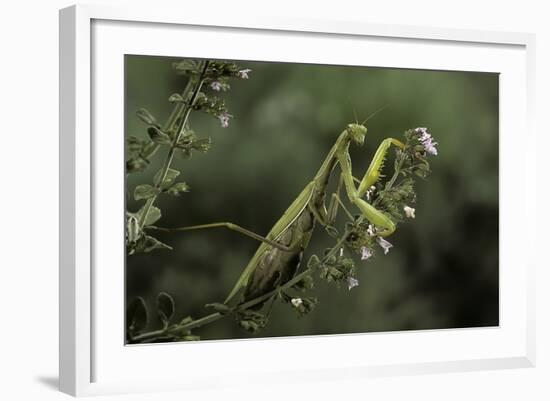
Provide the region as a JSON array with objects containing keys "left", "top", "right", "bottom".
[{"left": 242, "top": 207, "right": 316, "bottom": 303}]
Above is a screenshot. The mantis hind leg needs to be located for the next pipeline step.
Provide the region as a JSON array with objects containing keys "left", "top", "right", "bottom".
[
  {"left": 150, "top": 222, "right": 293, "bottom": 252},
  {"left": 312, "top": 174, "right": 353, "bottom": 237},
  {"left": 325, "top": 174, "right": 345, "bottom": 224}
]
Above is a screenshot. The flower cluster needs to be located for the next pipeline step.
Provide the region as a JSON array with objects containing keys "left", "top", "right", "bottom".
[
  {"left": 172, "top": 59, "right": 252, "bottom": 128},
  {"left": 210, "top": 81, "right": 223, "bottom": 92},
  {"left": 309, "top": 248, "right": 359, "bottom": 290},
  {"left": 336, "top": 127, "right": 437, "bottom": 293},
  {"left": 236, "top": 309, "right": 268, "bottom": 333},
  {"left": 218, "top": 111, "right": 232, "bottom": 128},
  {"left": 413, "top": 127, "right": 438, "bottom": 156},
  {"left": 288, "top": 296, "right": 318, "bottom": 317},
  {"left": 125, "top": 59, "right": 436, "bottom": 341}
]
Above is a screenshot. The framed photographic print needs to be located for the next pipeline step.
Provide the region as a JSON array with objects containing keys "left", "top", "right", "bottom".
[{"left": 59, "top": 4, "right": 536, "bottom": 396}]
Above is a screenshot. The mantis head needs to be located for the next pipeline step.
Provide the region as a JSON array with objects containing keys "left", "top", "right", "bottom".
[{"left": 346, "top": 123, "right": 367, "bottom": 146}]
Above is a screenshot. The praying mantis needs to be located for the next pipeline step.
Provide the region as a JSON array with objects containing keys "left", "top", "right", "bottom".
[{"left": 169, "top": 123, "right": 406, "bottom": 306}]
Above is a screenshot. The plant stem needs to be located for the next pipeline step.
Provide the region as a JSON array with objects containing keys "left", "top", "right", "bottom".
[
  {"left": 130, "top": 232, "right": 349, "bottom": 343},
  {"left": 164, "top": 80, "right": 193, "bottom": 131},
  {"left": 139, "top": 80, "right": 194, "bottom": 162},
  {"left": 133, "top": 145, "right": 408, "bottom": 342},
  {"left": 137, "top": 61, "right": 209, "bottom": 230}
]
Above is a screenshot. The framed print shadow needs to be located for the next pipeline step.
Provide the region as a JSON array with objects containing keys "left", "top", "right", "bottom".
[{"left": 59, "top": 4, "right": 536, "bottom": 397}]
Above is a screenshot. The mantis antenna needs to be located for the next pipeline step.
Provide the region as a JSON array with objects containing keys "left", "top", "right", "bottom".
[{"left": 361, "top": 104, "right": 389, "bottom": 125}]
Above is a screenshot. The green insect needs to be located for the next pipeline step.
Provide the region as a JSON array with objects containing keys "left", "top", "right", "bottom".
[{"left": 173, "top": 123, "right": 405, "bottom": 306}]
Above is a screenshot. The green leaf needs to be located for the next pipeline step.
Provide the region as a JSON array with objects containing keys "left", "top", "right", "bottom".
[
  {"left": 307, "top": 254, "right": 320, "bottom": 269},
  {"left": 168, "top": 93, "right": 185, "bottom": 103},
  {"left": 146, "top": 207, "right": 162, "bottom": 226},
  {"left": 136, "top": 205, "right": 162, "bottom": 226},
  {"left": 129, "top": 232, "right": 171, "bottom": 254},
  {"left": 126, "top": 136, "right": 146, "bottom": 154},
  {"left": 142, "top": 235, "right": 172, "bottom": 252},
  {"left": 134, "top": 184, "right": 160, "bottom": 201},
  {"left": 126, "top": 297, "right": 148, "bottom": 336},
  {"left": 154, "top": 168, "right": 180, "bottom": 190},
  {"left": 292, "top": 274, "right": 314, "bottom": 291},
  {"left": 165, "top": 182, "right": 190, "bottom": 196},
  {"left": 147, "top": 127, "right": 172, "bottom": 145},
  {"left": 237, "top": 310, "right": 268, "bottom": 334},
  {"left": 156, "top": 292, "right": 175, "bottom": 326},
  {"left": 294, "top": 297, "right": 317, "bottom": 317},
  {"left": 172, "top": 59, "right": 201, "bottom": 75},
  {"left": 136, "top": 108, "right": 158, "bottom": 126},
  {"left": 126, "top": 157, "right": 149, "bottom": 174},
  {"left": 192, "top": 138, "right": 212, "bottom": 153}
]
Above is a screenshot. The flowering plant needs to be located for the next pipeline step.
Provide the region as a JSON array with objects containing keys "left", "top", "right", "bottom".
[
  {"left": 125, "top": 59, "right": 437, "bottom": 343},
  {"left": 125, "top": 60, "right": 251, "bottom": 256}
]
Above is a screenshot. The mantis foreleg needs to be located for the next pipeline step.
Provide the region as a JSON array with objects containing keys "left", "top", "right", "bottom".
[
  {"left": 337, "top": 137, "right": 405, "bottom": 236},
  {"left": 358, "top": 138, "right": 405, "bottom": 197}
]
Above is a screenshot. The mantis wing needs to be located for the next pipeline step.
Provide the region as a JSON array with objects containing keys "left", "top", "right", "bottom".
[{"left": 224, "top": 181, "right": 316, "bottom": 304}]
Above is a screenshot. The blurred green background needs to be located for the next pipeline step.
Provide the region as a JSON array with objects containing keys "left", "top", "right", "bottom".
[{"left": 125, "top": 55, "right": 499, "bottom": 341}]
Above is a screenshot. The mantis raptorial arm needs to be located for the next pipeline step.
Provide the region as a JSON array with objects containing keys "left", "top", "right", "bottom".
[
  {"left": 358, "top": 138, "right": 405, "bottom": 197},
  {"left": 336, "top": 138, "right": 405, "bottom": 236},
  {"left": 150, "top": 222, "right": 293, "bottom": 252}
]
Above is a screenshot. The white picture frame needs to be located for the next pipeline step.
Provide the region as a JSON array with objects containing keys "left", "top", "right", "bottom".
[{"left": 59, "top": 3, "right": 536, "bottom": 397}]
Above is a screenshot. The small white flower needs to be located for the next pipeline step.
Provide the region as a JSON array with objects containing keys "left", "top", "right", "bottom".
[
  {"left": 366, "top": 224, "right": 375, "bottom": 236},
  {"left": 365, "top": 185, "right": 376, "bottom": 200},
  {"left": 210, "top": 81, "right": 222, "bottom": 91},
  {"left": 360, "top": 246, "right": 372, "bottom": 260},
  {"left": 347, "top": 277, "right": 359, "bottom": 290},
  {"left": 423, "top": 141, "right": 438, "bottom": 155},
  {"left": 291, "top": 298, "right": 303, "bottom": 308},
  {"left": 237, "top": 68, "right": 252, "bottom": 79},
  {"left": 217, "top": 112, "right": 232, "bottom": 128},
  {"left": 376, "top": 237, "right": 393, "bottom": 255},
  {"left": 339, "top": 248, "right": 344, "bottom": 257},
  {"left": 403, "top": 206, "right": 416, "bottom": 219}
]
